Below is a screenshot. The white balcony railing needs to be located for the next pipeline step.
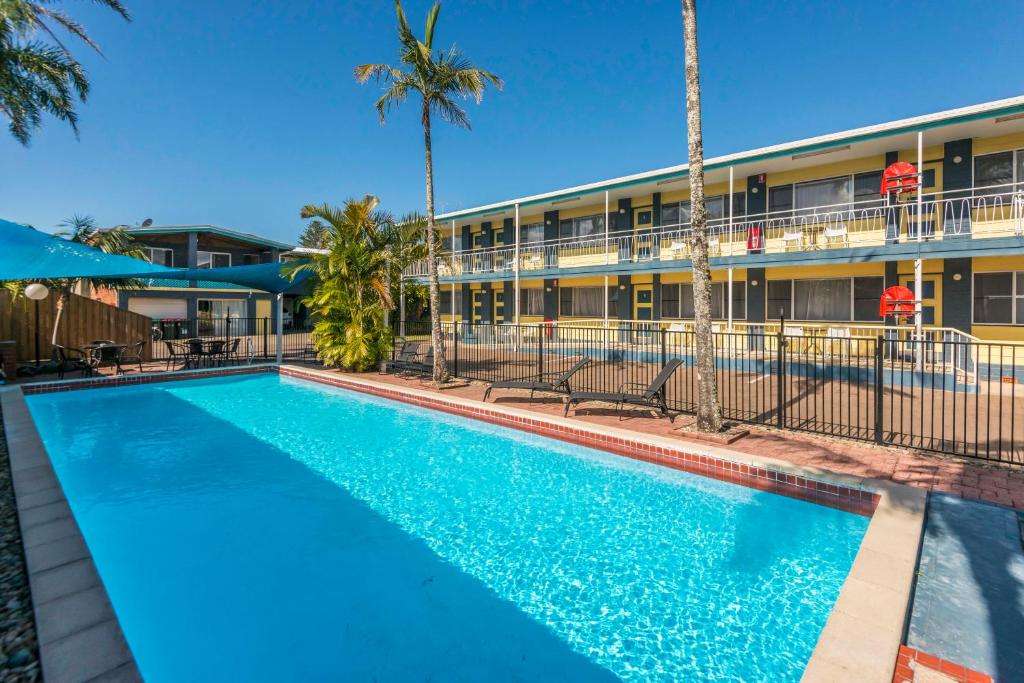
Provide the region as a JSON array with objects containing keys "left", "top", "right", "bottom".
[{"left": 401, "top": 184, "right": 1024, "bottom": 279}]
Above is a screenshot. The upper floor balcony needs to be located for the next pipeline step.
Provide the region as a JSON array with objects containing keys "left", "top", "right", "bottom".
[{"left": 402, "top": 184, "right": 1024, "bottom": 280}]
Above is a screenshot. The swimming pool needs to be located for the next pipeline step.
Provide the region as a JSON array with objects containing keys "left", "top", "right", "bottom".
[{"left": 27, "top": 373, "right": 869, "bottom": 681}]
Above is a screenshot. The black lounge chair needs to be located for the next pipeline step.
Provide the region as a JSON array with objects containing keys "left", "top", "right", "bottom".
[
  {"left": 391, "top": 341, "right": 425, "bottom": 372},
  {"left": 484, "top": 356, "right": 591, "bottom": 402},
  {"left": 563, "top": 357, "right": 683, "bottom": 419},
  {"left": 116, "top": 340, "right": 146, "bottom": 375}
]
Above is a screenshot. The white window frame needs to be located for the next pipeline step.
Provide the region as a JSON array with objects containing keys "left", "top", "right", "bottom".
[
  {"left": 972, "top": 149, "right": 1024, "bottom": 195},
  {"left": 519, "top": 222, "right": 545, "bottom": 244},
  {"left": 518, "top": 288, "right": 544, "bottom": 316},
  {"left": 146, "top": 247, "right": 173, "bottom": 267},
  {"left": 972, "top": 271, "right": 1024, "bottom": 325},
  {"left": 196, "top": 250, "right": 231, "bottom": 269},
  {"left": 196, "top": 298, "right": 247, "bottom": 319},
  {"left": 559, "top": 286, "right": 605, "bottom": 318},
  {"left": 768, "top": 169, "right": 885, "bottom": 216}
]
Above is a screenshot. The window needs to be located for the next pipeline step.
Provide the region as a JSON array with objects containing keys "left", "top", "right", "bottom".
[
  {"left": 196, "top": 251, "right": 230, "bottom": 268},
  {"left": 795, "top": 176, "right": 851, "bottom": 215},
  {"left": 659, "top": 282, "right": 746, "bottom": 320},
  {"left": 853, "top": 171, "right": 884, "bottom": 209},
  {"left": 197, "top": 299, "right": 246, "bottom": 319},
  {"left": 767, "top": 280, "right": 792, "bottom": 320},
  {"left": 559, "top": 286, "right": 604, "bottom": 317},
  {"left": 973, "top": 272, "right": 1017, "bottom": 324},
  {"left": 441, "top": 235, "right": 463, "bottom": 252},
  {"left": 769, "top": 185, "right": 793, "bottom": 216},
  {"left": 767, "top": 276, "right": 884, "bottom": 321},
  {"left": 519, "top": 222, "right": 544, "bottom": 244},
  {"left": 519, "top": 288, "right": 544, "bottom": 316},
  {"left": 439, "top": 291, "right": 464, "bottom": 315},
  {"left": 146, "top": 247, "right": 173, "bottom": 267},
  {"left": 243, "top": 254, "right": 260, "bottom": 266},
  {"left": 793, "top": 279, "right": 851, "bottom": 321},
  {"left": 661, "top": 201, "right": 690, "bottom": 227},
  {"left": 660, "top": 193, "right": 744, "bottom": 226},
  {"left": 974, "top": 150, "right": 1018, "bottom": 198},
  {"left": 559, "top": 215, "right": 604, "bottom": 240},
  {"left": 853, "top": 277, "right": 884, "bottom": 321}
]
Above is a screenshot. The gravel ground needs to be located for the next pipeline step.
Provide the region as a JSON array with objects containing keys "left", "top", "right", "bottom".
[{"left": 0, "top": 406, "right": 40, "bottom": 683}]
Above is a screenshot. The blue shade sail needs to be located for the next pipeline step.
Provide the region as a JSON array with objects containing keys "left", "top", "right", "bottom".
[{"left": 0, "top": 218, "right": 309, "bottom": 293}]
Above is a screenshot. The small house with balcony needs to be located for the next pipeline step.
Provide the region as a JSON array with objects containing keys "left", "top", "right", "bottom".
[{"left": 95, "top": 225, "right": 305, "bottom": 332}]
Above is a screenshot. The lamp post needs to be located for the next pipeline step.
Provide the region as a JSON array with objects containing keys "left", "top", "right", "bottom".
[{"left": 25, "top": 283, "right": 50, "bottom": 366}]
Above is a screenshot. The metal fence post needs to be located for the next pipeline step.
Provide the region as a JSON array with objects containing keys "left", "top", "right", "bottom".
[
  {"left": 776, "top": 330, "right": 786, "bottom": 429},
  {"left": 660, "top": 328, "right": 667, "bottom": 367},
  {"left": 874, "top": 335, "right": 884, "bottom": 444},
  {"left": 453, "top": 322, "right": 459, "bottom": 377},
  {"left": 262, "top": 317, "right": 268, "bottom": 360},
  {"left": 537, "top": 323, "right": 544, "bottom": 377}
]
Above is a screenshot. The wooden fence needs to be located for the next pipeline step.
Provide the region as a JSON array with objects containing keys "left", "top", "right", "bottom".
[{"left": 0, "top": 291, "right": 153, "bottom": 362}]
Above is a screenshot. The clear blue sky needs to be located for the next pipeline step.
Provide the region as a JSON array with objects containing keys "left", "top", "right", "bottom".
[{"left": 2, "top": 0, "right": 1022, "bottom": 244}]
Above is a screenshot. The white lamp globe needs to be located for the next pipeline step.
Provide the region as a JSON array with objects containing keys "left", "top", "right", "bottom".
[{"left": 24, "top": 283, "right": 49, "bottom": 300}]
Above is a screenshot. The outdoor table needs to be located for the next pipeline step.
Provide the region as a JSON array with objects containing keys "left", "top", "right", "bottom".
[{"left": 82, "top": 342, "right": 127, "bottom": 376}]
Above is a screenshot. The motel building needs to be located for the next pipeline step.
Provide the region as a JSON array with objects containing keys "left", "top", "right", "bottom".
[{"left": 401, "top": 96, "right": 1024, "bottom": 354}]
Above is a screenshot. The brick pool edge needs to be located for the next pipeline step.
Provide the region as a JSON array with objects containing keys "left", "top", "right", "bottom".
[{"left": 6, "top": 364, "right": 927, "bottom": 683}]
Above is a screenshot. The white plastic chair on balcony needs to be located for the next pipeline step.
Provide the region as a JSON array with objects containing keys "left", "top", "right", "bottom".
[
  {"left": 708, "top": 236, "right": 721, "bottom": 255},
  {"left": 782, "top": 227, "right": 804, "bottom": 251},
  {"left": 668, "top": 240, "right": 689, "bottom": 259},
  {"left": 667, "top": 322, "right": 686, "bottom": 333},
  {"left": 825, "top": 326, "right": 851, "bottom": 355},
  {"left": 823, "top": 222, "right": 849, "bottom": 247},
  {"left": 522, "top": 253, "right": 543, "bottom": 270}
]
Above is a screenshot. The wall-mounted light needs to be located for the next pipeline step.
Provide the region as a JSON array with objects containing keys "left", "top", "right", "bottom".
[
  {"left": 952, "top": 155, "right": 963, "bottom": 164},
  {"left": 619, "top": 208, "right": 626, "bottom": 214},
  {"left": 552, "top": 196, "right": 581, "bottom": 205},
  {"left": 953, "top": 273, "right": 963, "bottom": 281},
  {"left": 619, "top": 285, "right": 626, "bottom": 290},
  {"left": 750, "top": 280, "right": 759, "bottom": 287},
  {"left": 545, "top": 287, "right": 552, "bottom": 292},
  {"left": 751, "top": 187, "right": 759, "bottom": 194},
  {"left": 545, "top": 220, "right": 551, "bottom": 225}
]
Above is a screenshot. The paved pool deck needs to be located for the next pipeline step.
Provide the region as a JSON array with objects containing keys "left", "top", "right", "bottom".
[
  {"left": 360, "top": 370, "right": 1024, "bottom": 511},
  {"left": 907, "top": 493, "right": 1024, "bottom": 681}
]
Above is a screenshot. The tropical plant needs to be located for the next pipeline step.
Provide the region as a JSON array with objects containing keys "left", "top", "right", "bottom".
[
  {"left": 0, "top": 0, "right": 130, "bottom": 144},
  {"left": 297, "top": 219, "right": 329, "bottom": 249},
  {"left": 354, "top": 0, "right": 501, "bottom": 384},
  {"left": 14, "top": 214, "right": 147, "bottom": 349},
  {"left": 682, "top": 0, "right": 722, "bottom": 432},
  {"left": 291, "top": 196, "right": 421, "bottom": 372}
]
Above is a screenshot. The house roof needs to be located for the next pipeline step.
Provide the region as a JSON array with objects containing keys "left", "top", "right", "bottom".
[
  {"left": 436, "top": 95, "right": 1024, "bottom": 222},
  {"left": 122, "top": 225, "right": 295, "bottom": 251}
]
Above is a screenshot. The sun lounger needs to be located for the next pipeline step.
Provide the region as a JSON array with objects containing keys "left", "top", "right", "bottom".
[
  {"left": 483, "top": 357, "right": 591, "bottom": 402},
  {"left": 563, "top": 358, "right": 683, "bottom": 419}
]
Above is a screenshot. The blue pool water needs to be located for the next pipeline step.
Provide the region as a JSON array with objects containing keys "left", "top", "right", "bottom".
[{"left": 27, "top": 374, "right": 869, "bottom": 681}]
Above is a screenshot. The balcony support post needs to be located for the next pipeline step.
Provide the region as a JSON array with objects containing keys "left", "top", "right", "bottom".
[
  {"left": 915, "top": 130, "right": 924, "bottom": 371},
  {"left": 452, "top": 219, "right": 457, "bottom": 328},
  {"left": 514, "top": 203, "right": 521, "bottom": 329},
  {"left": 728, "top": 166, "right": 734, "bottom": 331},
  {"left": 728, "top": 267, "right": 734, "bottom": 331},
  {"left": 604, "top": 190, "right": 610, "bottom": 328}
]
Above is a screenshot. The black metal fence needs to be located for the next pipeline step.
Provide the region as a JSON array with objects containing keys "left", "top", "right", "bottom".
[
  {"left": 404, "top": 321, "right": 1024, "bottom": 466},
  {"left": 150, "top": 317, "right": 314, "bottom": 362}
]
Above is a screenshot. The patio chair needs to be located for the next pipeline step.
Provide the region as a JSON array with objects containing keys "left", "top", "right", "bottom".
[
  {"left": 391, "top": 341, "right": 426, "bottom": 372},
  {"left": 116, "top": 340, "right": 146, "bottom": 375},
  {"left": 222, "top": 338, "right": 241, "bottom": 365},
  {"left": 563, "top": 357, "right": 683, "bottom": 419},
  {"left": 823, "top": 222, "right": 849, "bottom": 247},
  {"left": 163, "top": 340, "right": 188, "bottom": 370},
  {"left": 483, "top": 356, "right": 591, "bottom": 402},
  {"left": 412, "top": 346, "right": 434, "bottom": 374},
  {"left": 782, "top": 227, "right": 803, "bottom": 250},
  {"left": 53, "top": 344, "right": 98, "bottom": 379}
]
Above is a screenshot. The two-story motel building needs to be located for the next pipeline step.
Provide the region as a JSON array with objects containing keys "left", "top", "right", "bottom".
[{"left": 402, "top": 96, "right": 1024, "bottom": 345}]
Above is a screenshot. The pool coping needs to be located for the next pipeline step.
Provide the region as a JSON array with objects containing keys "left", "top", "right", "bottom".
[{"left": 3, "top": 363, "right": 927, "bottom": 683}]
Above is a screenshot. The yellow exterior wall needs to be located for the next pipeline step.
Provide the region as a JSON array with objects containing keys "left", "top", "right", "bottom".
[
  {"left": 767, "top": 263, "right": 885, "bottom": 279},
  {"left": 255, "top": 299, "right": 271, "bottom": 319},
  {"left": 973, "top": 132, "right": 1024, "bottom": 155},
  {"left": 767, "top": 154, "right": 886, "bottom": 188}
]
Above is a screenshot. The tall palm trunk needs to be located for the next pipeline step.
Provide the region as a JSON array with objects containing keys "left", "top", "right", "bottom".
[
  {"left": 50, "top": 289, "right": 69, "bottom": 347},
  {"left": 422, "top": 107, "right": 450, "bottom": 383},
  {"left": 683, "top": 0, "right": 723, "bottom": 432}
]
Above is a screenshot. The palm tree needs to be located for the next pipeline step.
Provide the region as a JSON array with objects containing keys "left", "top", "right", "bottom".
[
  {"left": 682, "top": 0, "right": 723, "bottom": 432},
  {"left": 354, "top": 0, "right": 501, "bottom": 384},
  {"left": 48, "top": 214, "right": 148, "bottom": 345},
  {"left": 291, "top": 196, "right": 414, "bottom": 371},
  {"left": 0, "top": 0, "right": 130, "bottom": 145}
]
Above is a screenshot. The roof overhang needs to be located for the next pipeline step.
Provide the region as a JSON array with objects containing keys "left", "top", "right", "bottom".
[{"left": 436, "top": 95, "right": 1024, "bottom": 223}]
